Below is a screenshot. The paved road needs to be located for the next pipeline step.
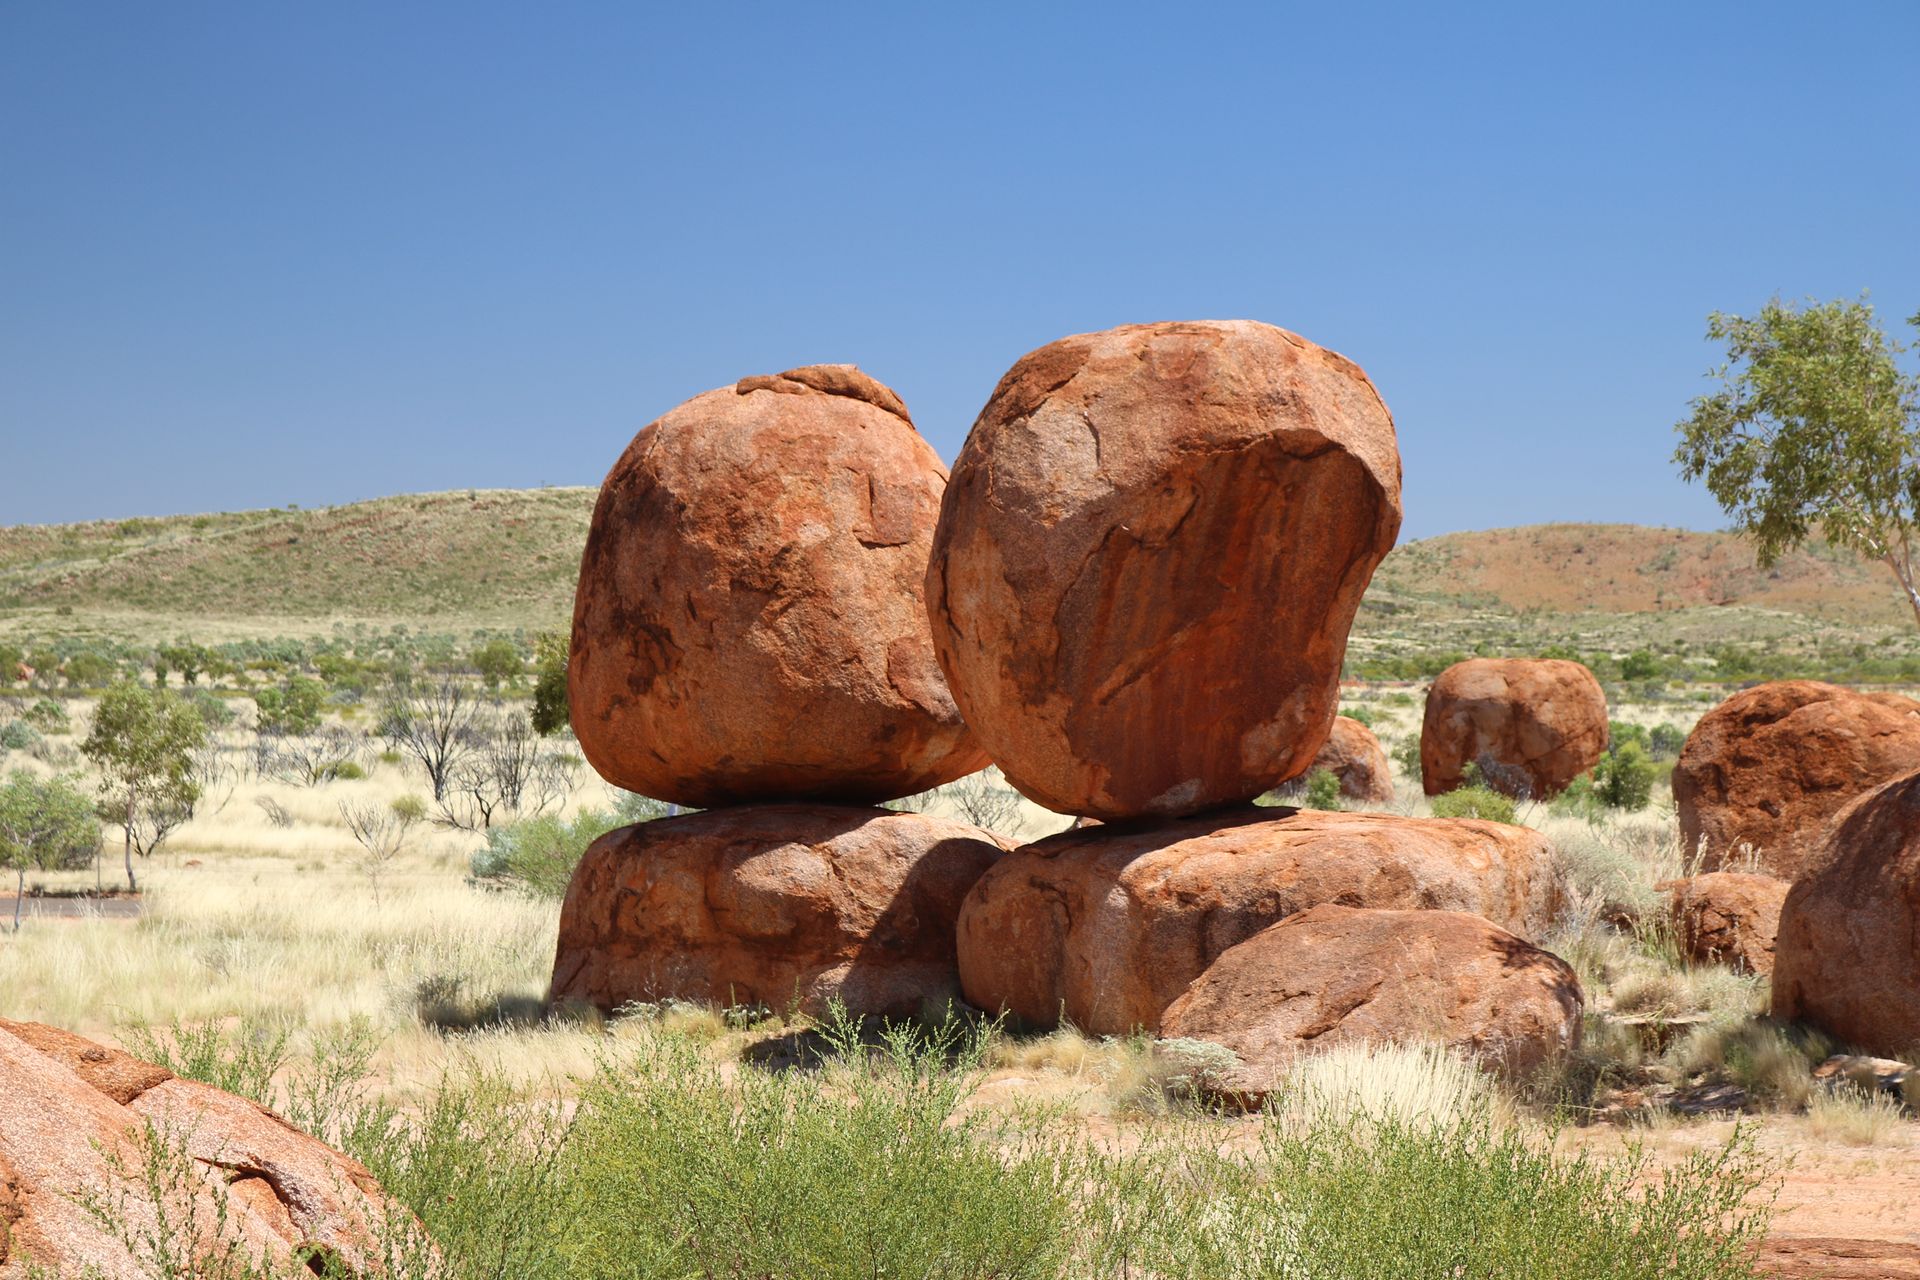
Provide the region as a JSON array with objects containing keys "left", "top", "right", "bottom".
[{"left": 0, "top": 897, "right": 143, "bottom": 920}]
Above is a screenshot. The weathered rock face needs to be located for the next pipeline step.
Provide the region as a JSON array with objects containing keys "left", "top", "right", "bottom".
[
  {"left": 0, "top": 1020, "right": 422, "bottom": 1280},
  {"left": 954, "top": 806, "right": 1556, "bottom": 1035},
  {"left": 1159, "top": 905, "right": 1583, "bottom": 1097},
  {"left": 1420, "top": 658, "right": 1608, "bottom": 799},
  {"left": 549, "top": 805, "right": 1009, "bottom": 1017},
  {"left": 926, "top": 321, "right": 1402, "bottom": 820},
  {"left": 1772, "top": 771, "right": 1920, "bottom": 1056},
  {"left": 570, "top": 365, "right": 990, "bottom": 809},
  {"left": 1673, "top": 681, "right": 1920, "bottom": 878},
  {"left": 1309, "top": 715, "right": 1395, "bottom": 805},
  {"left": 1664, "top": 871, "right": 1789, "bottom": 976}
]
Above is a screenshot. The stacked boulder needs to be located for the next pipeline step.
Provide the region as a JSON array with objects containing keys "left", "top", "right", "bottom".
[
  {"left": 553, "top": 366, "right": 1006, "bottom": 1018},
  {"left": 924, "top": 321, "right": 1581, "bottom": 1081}
]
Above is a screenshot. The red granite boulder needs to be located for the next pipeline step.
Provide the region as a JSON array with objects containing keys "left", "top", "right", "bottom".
[{"left": 1421, "top": 658, "right": 1608, "bottom": 799}]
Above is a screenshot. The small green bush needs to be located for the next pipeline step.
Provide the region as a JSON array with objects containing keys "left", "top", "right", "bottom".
[
  {"left": 472, "top": 808, "right": 628, "bottom": 897},
  {"left": 1592, "top": 741, "right": 1656, "bottom": 811},
  {"left": 1302, "top": 768, "right": 1343, "bottom": 811},
  {"left": 1649, "top": 722, "right": 1687, "bottom": 759},
  {"left": 23, "top": 697, "right": 70, "bottom": 735},
  {"left": 0, "top": 720, "right": 40, "bottom": 753},
  {"left": 1431, "top": 784, "right": 1517, "bottom": 823}
]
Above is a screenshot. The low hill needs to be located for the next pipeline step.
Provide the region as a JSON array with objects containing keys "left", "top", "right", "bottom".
[{"left": 0, "top": 492, "right": 1909, "bottom": 644}]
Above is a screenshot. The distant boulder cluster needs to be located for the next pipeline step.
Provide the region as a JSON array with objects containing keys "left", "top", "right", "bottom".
[{"left": 551, "top": 318, "right": 1920, "bottom": 1088}]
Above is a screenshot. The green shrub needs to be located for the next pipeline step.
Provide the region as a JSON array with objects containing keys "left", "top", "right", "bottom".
[
  {"left": 23, "top": 697, "right": 70, "bottom": 735},
  {"left": 332, "top": 760, "right": 367, "bottom": 781},
  {"left": 1430, "top": 784, "right": 1517, "bottom": 823},
  {"left": 1593, "top": 742, "right": 1657, "bottom": 811},
  {"left": 470, "top": 638, "right": 525, "bottom": 690},
  {"left": 1392, "top": 734, "right": 1423, "bottom": 779},
  {"left": 255, "top": 675, "right": 326, "bottom": 735},
  {"left": 1302, "top": 768, "right": 1343, "bottom": 811},
  {"left": 0, "top": 720, "right": 40, "bottom": 753},
  {"left": 472, "top": 808, "right": 628, "bottom": 897},
  {"left": 1649, "top": 722, "right": 1687, "bottom": 759}
]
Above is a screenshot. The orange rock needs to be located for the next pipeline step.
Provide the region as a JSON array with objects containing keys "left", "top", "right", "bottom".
[
  {"left": 569, "top": 365, "right": 989, "bottom": 808},
  {"left": 1772, "top": 771, "right": 1920, "bottom": 1056},
  {"left": 0, "top": 1022, "right": 425, "bottom": 1280},
  {"left": 1673, "top": 681, "right": 1920, "bottom": 878},
  {"left": 954, "top": 806, "right": 1556, "bottom": 1035},
  {"left": 926, "top": 321, "right": 1402, "bottom": 820},
  {"left": 1309, "top": 715, "right": 1394, "bottom": 804},
  {"left": 1663, "top": 872, "right": 1789, "bottom": 975},
  {"left": 1421, "top": 658, "right": 1608, "bottom": 799},
  {"left": 549, "top": 805, "right": 1008, "bottom": 1018},
  {"left": 1159, "top": 904, "right": 1583, "bottom": 1098}
]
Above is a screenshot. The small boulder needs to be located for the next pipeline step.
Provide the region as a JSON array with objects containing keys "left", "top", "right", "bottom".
[
  {"left": 926, "top": 320, "right": 1402, "bottom": 820},
  {"left": 1772, "top": 770, "right": 1920, "bottom": 1056},
  {"left": 1309, "top": 715, "right": 1394, "bottom": 805},
  {"left": 569, "top": 365, "right": 989, "bottom": 808},
  {"left": 1421, "top": 658, "right": 1608, "bottom": 799},
  {"left": 549, "top": 805, "right": 1008, "bottom": 1018},
  {"left": 1673, "top": 681, "right": 1920, "bottom": 878},
  {"left": 0, "top": 1021, "right": 425, "bottom": 1280},
  {"left": 955, "top": 805, "right": 1556, "bottom": 1035},
  {"left": 1159, "top": 904, "right": 1583, "bottom": 1100},
  {"left": 1663, "top": 871, "right": 1789, "bottom": 975}
]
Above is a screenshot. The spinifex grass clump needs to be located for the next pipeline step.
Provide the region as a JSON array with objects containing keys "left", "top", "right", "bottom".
[{"left": 132, "top": 1015, "right": 1775, "bottom": 1280}]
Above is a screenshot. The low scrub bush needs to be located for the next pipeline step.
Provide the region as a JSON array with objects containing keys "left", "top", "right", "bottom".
[
  {"left": 1431, "top": 783, "right": 1516, "bottom": 823},
  {"left": 470, "top": 808, "right": 627, "bottom": 897}
]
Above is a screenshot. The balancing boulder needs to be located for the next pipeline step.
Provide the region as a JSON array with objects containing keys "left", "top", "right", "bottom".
[
  {"left": 570, "top": 365, "right": 989, "bottom": 809},
  {"left": 1673, "top": 680, "right": 1920, "bottom": 878},
  {"left": 0, "top": 1019, "right": 430, "bottom": 1280},
  {"left": 1159, "top": 905, "right": 1583, "bottom": 1101},
  {"left": 1772, "top": 771, "right": 1920, "bottom": 1057},
  {"left": 1421, "top": 658, "right": 1607, "bottom": 799},
  {"left": 926, "top": 320, "right": 1402, "bottom": 820},
  {"left": 955, "top": 806, "right": 1556, "bottom": 1035},
  {"left": 549, "top": 805, "right": 1008, "bottom": 1018}
]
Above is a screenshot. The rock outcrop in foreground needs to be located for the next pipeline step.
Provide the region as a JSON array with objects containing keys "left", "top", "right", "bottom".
[
  {"left": 549, "top": 805, "right": 1008, "bottom": 1018},
  {"left": 0, "top": 1020, "right": 422, "bottom": 1280},
  {"left": 569, "top": 364, "right": 989, "bottom": 809},
  {"left": 1158, "top": 905, "right": 1583, "bottom": 1099},
  {"left": 955, "top": 806, "right": 1557, "bottom": 1035},
  {"left": 1772, "top": 771, "right": 1920, "bottom": 1056},
  {"left": 1421, "top": 658, "right": 1608, "bottom": 799},
  {"left": 1673, "top": 680, "right": 1920, "bottom": 879},
  {"left": 926, "top": 320, "right": 1402, "bottom": 820}
]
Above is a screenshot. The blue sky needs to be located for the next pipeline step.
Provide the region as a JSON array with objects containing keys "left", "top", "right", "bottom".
[{"left": 3, "top": 3, "right": 1916, "bottom": 540}]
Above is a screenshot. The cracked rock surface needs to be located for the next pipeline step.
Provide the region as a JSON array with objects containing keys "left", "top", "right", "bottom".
[
  {"left": 1673, "top": 680, "right": 1920, "bottom": 879},
  {"left": 1159, "top": 904, "right": 1584, "bottom": 1101},
  {"left": 1419, "top": 658, "right": 1608, "bottom": 800},
  {"left": 548, "top": 805, "right": 1010, "bottom": 1018},
  {"left": 954, "top": 806, "right": 1557, "bottom": 1036},
  {"left": 570, "top": 364, "right": 989, "bottom": 809},
  {"left": 0, "top": 1020, "right": 425, "bottom": 1280},
  {"left": 926, "top": 321, "right": 1402, "bottom": 821}
]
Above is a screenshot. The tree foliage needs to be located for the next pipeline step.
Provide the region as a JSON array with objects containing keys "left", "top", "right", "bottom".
[
  {"left": 80, "top": 682, "right": 208, "bottom": 890},
  {"left": 1674, "top": 296, "right": 1920, "bottom": 627},
  {"left": 0, "top": 770, "right": 100, "bottom": 928},
  {"left": 530, "top": 630, "right": 569, "bottom": 736}
]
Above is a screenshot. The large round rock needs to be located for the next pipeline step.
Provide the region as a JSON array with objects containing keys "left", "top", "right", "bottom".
[
  {"left": 1772, "top": 771, "right": 1920, "bottom": 1056},
  {"left": 1309, "top": 714, "right": 1395, "bottom": 805},
  {"left": 571, "top": 365, "right": 990, "bottom": 808},
  {"left": 1673, "top": 680, "right": 1920, "bottom": 879},
  {"left": 549, "top": 805, "right": 1008, "bottom": 1018},
  {"left": 1421, "top": 658, "right": 1608, "bottom": 799},
  {"left": 1160, "top": 905, "right": 1583, "bottom": 1100},
  {"left": 1664, "top": 871, "right": 1789, "bottom": 976},
  {"left": 955, "top": 805, "right": 1556, "bottom": 1035},
  {"left": 926, "top": 321, "right": 1402, "bottom": 820}
]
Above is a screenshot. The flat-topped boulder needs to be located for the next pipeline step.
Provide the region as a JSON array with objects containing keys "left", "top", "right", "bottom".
[
  {"left": 1673, "top": 681, "right": 1920, "bottom": 878},
  {"left": 549, "top": 805, "right": 1009, "bottom": 1018},
  {"left": 955, "top": 805, "right": 1556, "bottom": 1034},
  {"left": 926, "top": 320, "right": 1402, "bottom": 820},
  {"left": 570, "top": 364, "right": 989, "bottom": 809},
  {"left": 1159, "top": 905, "right": 1583, "bottom": 1101},
  {"left": 1421, "top": 658, "right": 1608, "bottom": 799}
]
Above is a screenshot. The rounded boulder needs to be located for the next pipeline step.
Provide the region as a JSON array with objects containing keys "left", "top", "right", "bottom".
[
  {"left": 926, "top": 320, "right": 1402, "bottom": 820},
  {"left": 1772, "top": 771, "right": 1920, "bottom": 1056},
  {"left": 1309, "top": 714, "right": 1395, "bottom": 805},
  {"left": 1663, "top": 871, "right": 1789, "bottom": 976},
  {"left": 1421, "top": 658, "right": 1608, "bottom": 799},
  {"left": 1159, "top": 904, "right": 1584, "bottom": 1099},
  {"left": 1673, "top": 680, "right": 1920, "bottom": 878},
  {"left": 549, "top": 805, "right": 1009, "bottom": 1018},
  {"left": 570, "top": 365, "right": 990, "bottom": 808},
  {"left": 954, "top": 805, "right": 1556, "bottom": 1035}
]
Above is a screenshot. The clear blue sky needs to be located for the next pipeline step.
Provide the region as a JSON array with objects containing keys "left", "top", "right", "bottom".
[{"left": 4, "top": 3, "right": 1916, "bottom": 540}]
